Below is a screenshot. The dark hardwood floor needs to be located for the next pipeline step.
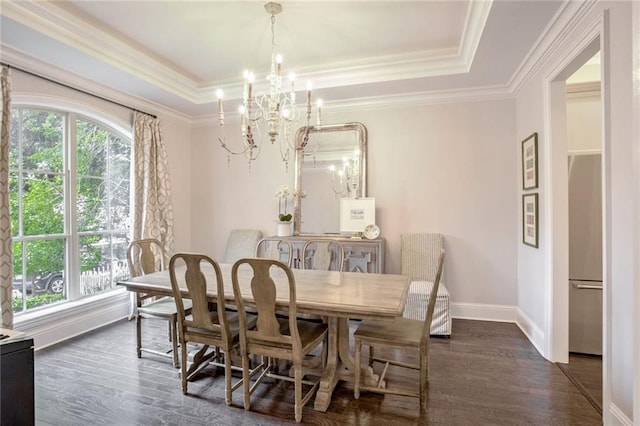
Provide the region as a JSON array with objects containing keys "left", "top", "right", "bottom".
[
  {"left": 557, "top": 353, "right": 603, "bottom": 415},
  {"left": 32, "top": 319, "right": 602, "bottom": 425}
]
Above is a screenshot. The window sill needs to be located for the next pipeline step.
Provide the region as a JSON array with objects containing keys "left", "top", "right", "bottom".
[{"left": 14, "top": 288, "right": 131, "bottom": 350}]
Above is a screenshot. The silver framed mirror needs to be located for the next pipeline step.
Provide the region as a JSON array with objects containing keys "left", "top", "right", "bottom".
[{"left": 292, "top": 122, "right": 368, "bottom": 235}]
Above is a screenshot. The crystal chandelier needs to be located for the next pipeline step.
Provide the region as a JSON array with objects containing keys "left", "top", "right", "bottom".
[{"left": 215, "top": 2, "right": 322, "bottom": 170}]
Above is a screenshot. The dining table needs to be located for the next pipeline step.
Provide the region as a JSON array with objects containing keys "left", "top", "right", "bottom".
[{"left": 117, "top": 262, "right": 410, "bottom": 412}]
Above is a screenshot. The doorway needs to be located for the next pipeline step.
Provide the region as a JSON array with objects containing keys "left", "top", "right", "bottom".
[{"left": 560, "top": 53, "right": 603, "bottom": 413}]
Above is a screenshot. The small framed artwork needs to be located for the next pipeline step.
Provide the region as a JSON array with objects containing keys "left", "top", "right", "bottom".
[
  {"left": 340, "top": 197, "right": 375, "bottom": 234},
  {"left": 522, "top": 132, "right": 538, "bottom": 190},
  {"left": 522, "top": 193, "right": 539, "bottom": 248}
]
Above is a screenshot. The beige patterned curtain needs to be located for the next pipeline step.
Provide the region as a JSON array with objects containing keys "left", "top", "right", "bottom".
[
  {"left": 0, "top": 66, "right": 13, "bottom": 329},
  {"left": 133, "top": 112, "right": 175, "bottom": 256}
]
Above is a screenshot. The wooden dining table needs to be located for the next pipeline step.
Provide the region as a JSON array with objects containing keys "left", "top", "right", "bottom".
[{"left": 117, "top": 262, "right": 410, "bottom": 412}]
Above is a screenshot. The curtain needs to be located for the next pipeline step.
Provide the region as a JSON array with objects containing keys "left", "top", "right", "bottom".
[
  {"left": 132, "top": 112, "right": 175, "bottom": 256},
  {"left": 0, "top": 66, "right": 13, "bottom": 329}
]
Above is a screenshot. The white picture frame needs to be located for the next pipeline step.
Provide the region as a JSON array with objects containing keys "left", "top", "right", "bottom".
[{"left": 340, "top": 198, "right": 375, "bottom": 233}]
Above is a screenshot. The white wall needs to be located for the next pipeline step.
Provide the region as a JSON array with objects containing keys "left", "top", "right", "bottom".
[
  {"left": 191, "top": 98, "right": 519, "bottom": 312},
  {"left": 515, "top": 1, "right": 636, "bottom": 423},
  {"left": 567, "top": 89, "right": 601, "bottom": 153}
]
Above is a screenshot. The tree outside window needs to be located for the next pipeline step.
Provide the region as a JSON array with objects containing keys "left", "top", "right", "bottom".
[{"left": 10, "top": 108, "right": 132, "bottom": 313}]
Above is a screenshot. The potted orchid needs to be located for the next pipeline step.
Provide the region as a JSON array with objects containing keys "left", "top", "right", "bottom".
[
  {"left": 276, "top": 185, "right": 293, "bottom": 222},
  {"left": 275, "top": 185, "right": 293, "bottom": 236},
  {"left": 275, "top": 185, "right": 307, "bottom": 236}
]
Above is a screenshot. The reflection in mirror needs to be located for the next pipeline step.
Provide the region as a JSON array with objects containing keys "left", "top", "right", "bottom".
[{"left": 293, "top": 123, "right": 367, "bottom": 235}]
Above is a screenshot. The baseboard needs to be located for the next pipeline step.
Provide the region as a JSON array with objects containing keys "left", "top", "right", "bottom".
[
  {"left": 514, "top": 308, "right": 546, "bottom": 358},
  {"left": 13, "top": 290, "right": 130, "bottom": 350},
  {"left": 607, "top": 403, "right": 633, "bottom": 426},
  {"left": 451, "top": 302, "right": 518, "bottom": 322},
  {"left": 451, "top": 302, "right": 547, "bottom": 358}
]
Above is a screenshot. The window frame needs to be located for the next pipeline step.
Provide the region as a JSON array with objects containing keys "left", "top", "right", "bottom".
[{"left": 10, "top": 99, "right": 133, "bottom": 314}]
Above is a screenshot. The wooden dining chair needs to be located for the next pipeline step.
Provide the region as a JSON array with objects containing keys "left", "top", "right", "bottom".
[
  {"left": 255, "top": 237, "right": 294, "bottom": 267},
  {"left": 127, "top": 238, "right": 190, "bottom": 368},
  {"left": 301, "top": 239, "right": 345, "bottom": 271},
  {"left": 169, "top": 253, "right": 257, "bottom": 405},
  {"left": 353, "top": 249, "right": 445, "bottom": 410},
  {"left": 231, "top": 258, "right": 328, "bottom": 423}
]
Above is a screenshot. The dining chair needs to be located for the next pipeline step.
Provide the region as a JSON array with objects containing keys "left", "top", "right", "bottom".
[
  {"left": 224, "top": 229, "right": 263, "bottom": 263},
  {"left": 169, "top": 253, "right": 257, "bottom": 405},
  {"left": 401, "top": 232, "right": 451, "bottom": 336},
  {"left": 231, "top": 257, "right": 328, "bottom": 423},
  {"left": 255, "top": 237, "right": 294, "bottom": 267},
  {"left": 353, "top": 249, "right": 445, "bottom": 410},
  {"left": 127, "top": 238, "right": 190, "bottom": 368},
  {"left": 301, "top": 239, "right": 345, "bottom": 271}
]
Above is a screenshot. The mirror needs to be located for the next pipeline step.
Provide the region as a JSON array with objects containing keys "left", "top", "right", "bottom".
[{"left": 292, "top": 122, "right": 367, "bottom": 235}]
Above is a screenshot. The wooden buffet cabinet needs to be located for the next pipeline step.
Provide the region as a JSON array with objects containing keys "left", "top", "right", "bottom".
[{"left": 284, "top": 235, "right": 385, "bottom": 273}]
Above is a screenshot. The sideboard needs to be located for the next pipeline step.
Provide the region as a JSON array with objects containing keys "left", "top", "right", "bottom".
[{"left": 283, "top": 235, "right": 385, "bottom": 273}]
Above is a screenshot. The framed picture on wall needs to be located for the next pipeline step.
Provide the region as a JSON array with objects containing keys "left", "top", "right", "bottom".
[
  {"left": 522, "top": 193, "right": 539, "bottom": 248},
  {"left": 522, "top": 132, "right": 538, "bottom": 190}
]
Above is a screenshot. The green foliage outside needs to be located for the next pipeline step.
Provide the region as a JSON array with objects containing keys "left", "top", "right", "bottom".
[
  {"left": 10, "top": 109, "right": 131, "bottom": 305},
  {"left": 12, "top": 293, "right": 65, "bottom": 311}
]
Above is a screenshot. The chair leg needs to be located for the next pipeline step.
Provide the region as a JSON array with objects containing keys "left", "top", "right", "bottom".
[
  {"left": 225, "top": 349, "right": 233, "bottom": 406},
  {"left": 136, "top": 315, "right": 142, "bottom": 358},
  {"left": 170, "top": 318, "right": 179, "bottom": 368},
  {"left": 242, "top": 351, "right": 251, "bottom": 411},
  {"left": 368, "top": 344, "right": 374, "bottom": 368},
  {"left": 294, "top": 362, "right": 302, "bottom": 423},
  {"left": 420, "top": 350, "right": 428, "bottom": 410},
  {"left": 354, "top": 338, "right": 362, "bottom": 399},
  {"left": 181, "top": 340, "right": 188, "bottom": 395}
]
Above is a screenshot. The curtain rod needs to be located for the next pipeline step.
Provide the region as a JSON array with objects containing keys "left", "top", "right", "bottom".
[{"left": 1, "top": 62, "right": 157, "bottom": 119}]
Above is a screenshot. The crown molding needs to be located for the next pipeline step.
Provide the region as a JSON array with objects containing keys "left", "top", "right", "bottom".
[
  {"left": 2, "top": 0, "right": 491, "bottom": 105},
  {"left": 1, "top": 0, "right": 203, "bottom": 102},
  {"left": 509, "top": 0, "right": 599, "bottom": 96},
  {"left": 191, "top": 84, "right": 513, "bottom": 127},
  {"left": 458, "top": 0, "right": 493, "bottom": 70},
  {"left": 1, "top": 45, "right": 192, "bottom": 123},
  {"left": 567, "top": 81, "right": 601, "bottom": 95}
]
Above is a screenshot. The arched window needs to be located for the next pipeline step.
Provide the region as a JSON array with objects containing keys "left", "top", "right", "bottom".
[{"left": 10, "top": 106, "right": 132, "bottom": 313}]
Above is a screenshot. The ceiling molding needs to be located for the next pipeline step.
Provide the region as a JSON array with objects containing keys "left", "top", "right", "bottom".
[
  {"left": 0, "top": 45, "right": 192, "bottom": 123},
  {"left": 567, "top": 81, "right": 601, "bottom": 96},
  {"left": 458, "top": 0, "right": 493, "bottom": 70},
  {"left": 1, "top": 0, "right": 203, "bottom": 102},
  {"left": 2, "top": 0, "right": 492, "bottom": 105},
  {"left": 190, "top": 84, "right": 513, "bottom": 127},
  {"left": 508, "top": 0, "right": 599, "bottom": 95}
]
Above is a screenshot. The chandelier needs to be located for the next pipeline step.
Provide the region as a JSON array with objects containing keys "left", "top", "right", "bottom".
[{"left": 216, "top": 2, "right": 322, "bottom": 170}]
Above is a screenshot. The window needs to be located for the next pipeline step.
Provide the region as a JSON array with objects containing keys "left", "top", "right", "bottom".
[{"left": 10, "top": 107, "right": 132, "bottom": 313}]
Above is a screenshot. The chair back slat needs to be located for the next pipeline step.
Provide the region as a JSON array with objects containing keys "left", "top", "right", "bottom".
[
  {"left": 302, "top": 240, "right": 345, "bottom": 271},
  {"left": 232, "top": 258, "right": 299, "bottom": 348},
  {"left": 421, "top": 249, "right": 445, "bottom": 346},
  {"left": 127, "top": 238, "right": 165, "bottom": 277},
  {"left": 169, "top": 253, "right": 230, "bottom": 341},
  {"left": 255, "top": 238, "right": 294, "bottom": 267}
]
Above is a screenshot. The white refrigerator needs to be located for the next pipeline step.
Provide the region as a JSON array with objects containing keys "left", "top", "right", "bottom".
[{"left": 568, "top": 154, "right": 602, "bottom": 355}]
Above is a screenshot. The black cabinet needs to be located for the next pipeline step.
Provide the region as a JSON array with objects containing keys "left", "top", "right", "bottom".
[{"left": 1, "top": 336, "right": 35, "bottom": 426}]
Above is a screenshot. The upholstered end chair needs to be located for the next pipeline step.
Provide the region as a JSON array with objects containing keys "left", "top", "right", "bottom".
[
  {"left": 400, "top": 233, "right": 452, "bottom": 336},
  {"left": 224, "top": 229, "right": 263, "bottom": 264}
]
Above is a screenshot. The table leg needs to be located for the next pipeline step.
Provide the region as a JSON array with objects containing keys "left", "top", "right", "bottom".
[
  {"left": 314, "top": 316, "right": 340, "bottom": 411},
  {"left": 314, "top": 317, "right": 381, "bottom": 411}
]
